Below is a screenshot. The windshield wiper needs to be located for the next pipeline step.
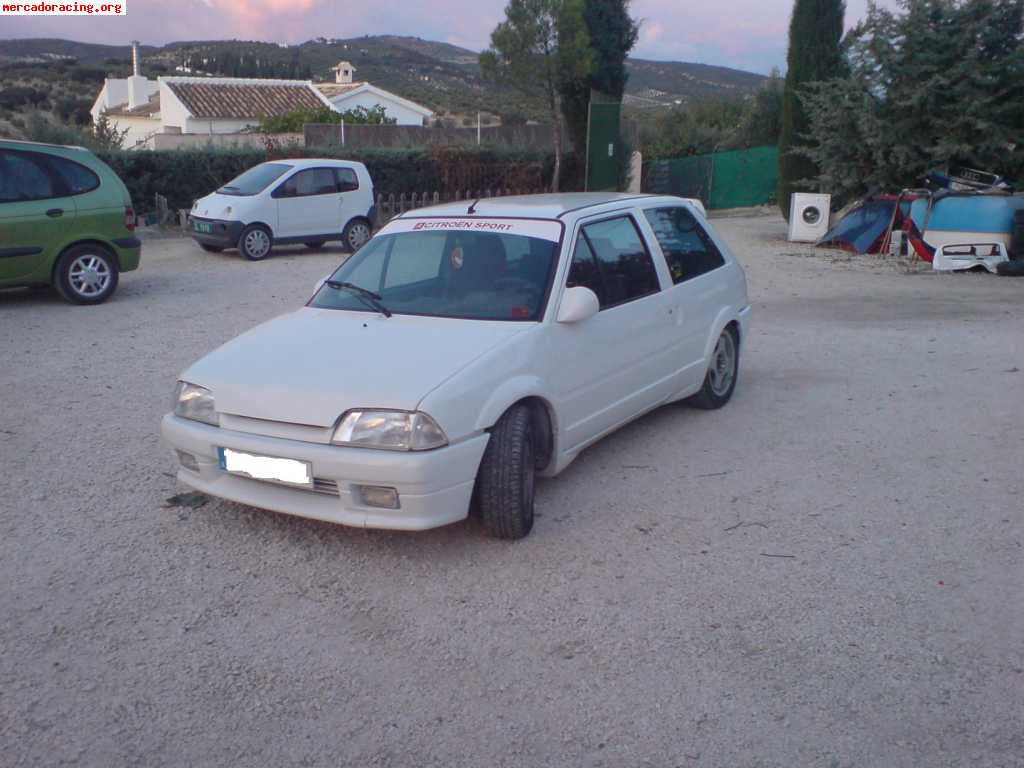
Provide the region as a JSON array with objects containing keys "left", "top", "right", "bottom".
[{"left": 325, "top": 280, "right": 392, "bottom": 318}]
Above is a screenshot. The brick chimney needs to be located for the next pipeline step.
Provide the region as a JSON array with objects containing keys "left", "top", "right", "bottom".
[
  {"left": 127, "top": 40, "right": 148, "bottom": 110},
  {"left": 333, "top": 61, "right": 355, "bottom": 84}
]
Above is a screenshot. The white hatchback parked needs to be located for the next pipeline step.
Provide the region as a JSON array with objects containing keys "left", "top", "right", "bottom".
[
  {"left": 188, "top": 158, "right": 375, "bottom": 260},
  {"left": 162, "top": 193, "right": 751, "bottom": 538}
]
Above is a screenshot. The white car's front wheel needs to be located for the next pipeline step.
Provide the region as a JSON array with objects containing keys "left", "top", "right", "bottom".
[
  {"left": 239, "top": 224, "right": 273, "bottom": 261},
  {"left": 476, "top": 405, "right": 536, "bottom": 539}
]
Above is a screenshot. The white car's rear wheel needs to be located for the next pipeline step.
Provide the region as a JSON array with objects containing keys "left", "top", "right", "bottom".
[
  {"left": 342, "top": 219, "right": 371, "bottom": 252},
  {"left": 688, "top": 325, "right": 739, "bottom": 410}
]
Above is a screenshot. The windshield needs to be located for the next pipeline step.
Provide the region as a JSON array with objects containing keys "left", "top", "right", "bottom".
[
  {"left": 218, "top": 163, "right": 290, "bottom": 196},
  {"left": 310, "top": 218, "right": 562, "bottom": 321}
]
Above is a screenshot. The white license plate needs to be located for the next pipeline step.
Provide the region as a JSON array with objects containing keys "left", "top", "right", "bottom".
[{"left": 218, "top": 447, "right": 312, "bottom": 488}]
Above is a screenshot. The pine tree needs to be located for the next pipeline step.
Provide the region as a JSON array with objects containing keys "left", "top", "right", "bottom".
[
  {"left": 777, "top": 0, "right": 846, "bottom": 218},
  {"left": 798, "top": 0, "right": 1024, "bottom": 201},
  {"left": 559, "top": 0, "right": 639, "bottom": 154}
]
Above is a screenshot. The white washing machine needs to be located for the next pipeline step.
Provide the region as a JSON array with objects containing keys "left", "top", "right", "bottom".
[{"left": 788, "top": 193, "right": 832, "bottom": 242}]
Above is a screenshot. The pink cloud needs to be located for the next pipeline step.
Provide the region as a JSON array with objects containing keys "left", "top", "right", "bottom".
[{"left": 1, "top": 0, "right": 891, "bottom": 74}]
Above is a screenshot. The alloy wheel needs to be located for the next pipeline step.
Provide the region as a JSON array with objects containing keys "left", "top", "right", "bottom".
[
  {"left": 68, "top": 254, "right": 112, "bottom": 298},
  {"left": 708, "top": 331, "right": 736, "bottom": 397}
]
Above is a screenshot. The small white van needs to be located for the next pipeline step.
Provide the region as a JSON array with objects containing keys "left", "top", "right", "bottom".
[{"left": 188, "top": 159, "right": 375, "bottom": 260}]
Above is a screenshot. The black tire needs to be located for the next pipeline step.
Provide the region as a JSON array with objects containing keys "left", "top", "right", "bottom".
[
  {"left": 996, "top": 258, "right": 1024, "bottom": 276},
  {"left": 688, "top": 325, "right": 740, "bottom": 410},
  {"left": 238, "top": 224, "right": 273, "bottom": 261},
  {"left": 304, "top": 240, "right": 327, "bottom": 250},
  {"left": 477, "top": 405, "right": 535, "bottom": 540},
  {"left": 341, "top": 218, "right": 372, "bottom": 253},
  {"left": 198, "top": 243, "right": 223, "bottom": 253},
  {"left": 53, "top": 244, "right": 119, "bottom": 305}
]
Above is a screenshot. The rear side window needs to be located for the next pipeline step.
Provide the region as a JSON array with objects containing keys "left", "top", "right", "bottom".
[
  {"left": 335, "top": 167, "right": 359, "bottom": 192},
  {"left": 568, "top": 216, "right": 660, "bottom": 309},
  {"left": 0, "top": 150, "right": 56, "bottom": 203},
  {"left": 644, "top": 207, "right": 725, "bottom": 284},
  {"left": 47, "top": 155, "right": 100, "bottom": 196},
  {"left": 280, "top": 168, "right": 338, "bottom": 197}
]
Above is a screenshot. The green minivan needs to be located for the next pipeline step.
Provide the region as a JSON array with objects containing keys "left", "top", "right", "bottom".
[{"left": 0, "top": 139, "right": 141, "bottom": 304}]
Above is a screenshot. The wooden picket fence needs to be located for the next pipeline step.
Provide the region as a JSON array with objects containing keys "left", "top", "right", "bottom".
[
  {"left": 171, "top": 187, "right": 546, "bottom": 232},
  {"left": 375, "top": 188, "right": 545, "bottom": 224}
]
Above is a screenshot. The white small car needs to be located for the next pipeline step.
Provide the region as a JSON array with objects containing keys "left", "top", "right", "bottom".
[
  {"left": 162, "top": 193, "right": 751, "bottom": 539},
  {"left": 188, "top": 158, "right": 375, "bottom": 260}
]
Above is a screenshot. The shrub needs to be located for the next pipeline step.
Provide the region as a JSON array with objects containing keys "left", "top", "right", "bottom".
[{"left": 96, "top": 146, "right": 575, "bottom": 212}]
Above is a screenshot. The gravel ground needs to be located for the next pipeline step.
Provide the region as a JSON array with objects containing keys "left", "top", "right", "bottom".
[{"left": 1, "top": 215, "right": 1022, "bottom": 767}]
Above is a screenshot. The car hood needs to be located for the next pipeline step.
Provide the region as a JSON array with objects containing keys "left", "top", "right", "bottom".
[
  {"left": 181, "top": 307, "right": 528, "bottom": 427},
  {"left": 193, "top": 192, "right": 248, "bottom": 219}
]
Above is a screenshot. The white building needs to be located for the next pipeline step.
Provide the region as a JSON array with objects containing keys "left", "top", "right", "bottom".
[
  {"left": 89, "top": 41, "right": 161, "bottom": 148},
  {"left": 91, "top": 47, "right": 434, "bottom": 147},
  {"left": 316, "top": 61, "right": 434, "bottom": 127},
  {"left": 156, "top": 76, "right": 334, "bottom": 135}
]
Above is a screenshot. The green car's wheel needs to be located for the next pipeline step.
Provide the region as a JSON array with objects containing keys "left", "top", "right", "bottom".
[{"left": 54, "top": 244, "right": 119, "bottom": 305}]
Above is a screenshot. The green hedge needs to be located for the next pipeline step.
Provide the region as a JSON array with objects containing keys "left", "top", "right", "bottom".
[{"left": 97, "top": 147, "right": 583, "bottom": 213}]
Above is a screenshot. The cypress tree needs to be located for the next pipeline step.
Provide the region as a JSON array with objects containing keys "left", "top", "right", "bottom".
[
  {"left": 778, "top": 0, "right": 846, "bottom": 218},
  {"left": 559, "top": 0, "right": 639, "bottom": 154}
]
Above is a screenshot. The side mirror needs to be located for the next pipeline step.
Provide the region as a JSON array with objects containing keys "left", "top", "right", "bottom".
[{"left": 557, "top": 286, "right": 600, "bottom": 323}]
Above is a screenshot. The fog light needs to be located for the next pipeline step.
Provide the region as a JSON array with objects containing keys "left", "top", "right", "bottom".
[
  {"left": 356, "top": 485, "right": 400, "bottom": 509},
  {"left": 176, "top": 450, "right": 199, "bottom": 472}
]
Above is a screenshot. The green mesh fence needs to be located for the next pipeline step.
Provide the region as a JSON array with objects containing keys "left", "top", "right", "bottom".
[{"left": 646, "top": 145, "right": 778, "bottom": 210}]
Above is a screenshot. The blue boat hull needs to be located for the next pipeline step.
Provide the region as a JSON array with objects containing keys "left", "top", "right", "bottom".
[{"left": 911, "top": 194, "right": 1024, "bottom": 248}]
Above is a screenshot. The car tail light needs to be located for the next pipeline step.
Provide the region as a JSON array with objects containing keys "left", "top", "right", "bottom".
[{"left": 124, "top": 205, "right": 136, "bottom": 231}]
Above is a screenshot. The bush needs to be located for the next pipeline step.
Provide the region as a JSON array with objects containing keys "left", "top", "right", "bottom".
[{"left": 96, "top": 146, "right": 575, "bottom": 212}]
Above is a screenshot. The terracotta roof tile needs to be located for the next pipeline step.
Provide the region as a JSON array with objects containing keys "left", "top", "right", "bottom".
[
  {"left": 315, "top": 83, "right": 366, "bottom": 98},
  {"left": 106, "top": 93, "right": 161, "bottom": 118},
  {"left": 165, "top": 81, "right": 326, "bottom": 119}
]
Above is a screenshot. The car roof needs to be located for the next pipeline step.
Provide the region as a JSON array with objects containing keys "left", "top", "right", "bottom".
[
  {"left": 0, "top": 138, "right": 91, "bottom": 153},
  {"left": 271, "top": 158, "right": 366, "bottom": 170},
  {"left": 401, "top": 193, "right": 701, "bottom": 220}
]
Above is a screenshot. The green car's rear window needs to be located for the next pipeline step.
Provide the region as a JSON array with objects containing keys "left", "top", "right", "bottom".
[{"left": 48, "top": 155, "right": 100, "bottom": 195}]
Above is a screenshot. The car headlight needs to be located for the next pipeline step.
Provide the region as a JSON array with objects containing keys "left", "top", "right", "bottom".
[
  {"left": 173, "top": 381, "right": 219, "bottom": 426},
  {"left": 332, "top": 410, "right": 447, "bottom": 451}
]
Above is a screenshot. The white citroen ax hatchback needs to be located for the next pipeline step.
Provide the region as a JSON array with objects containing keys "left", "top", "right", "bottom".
[
  {"left": 162, "top": 193, "right": 751, "bottom": 539},
  {"left": 188, "top": 158, "right": 375, "bottom": 260}
]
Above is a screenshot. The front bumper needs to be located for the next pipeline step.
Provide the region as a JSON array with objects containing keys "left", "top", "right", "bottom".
[
  {"left": 161, "top": 414, "right": 489, "bottom": 531},
  {"left": 188, "top": 217, "right": 244, "bottom": 248}
]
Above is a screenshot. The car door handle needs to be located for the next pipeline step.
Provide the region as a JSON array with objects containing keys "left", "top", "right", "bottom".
[{"left": 46, "top": 208, "right": 63, "bottom": 218}]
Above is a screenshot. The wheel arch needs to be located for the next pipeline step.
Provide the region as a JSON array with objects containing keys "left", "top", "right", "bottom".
[
  {"left": 51, "top": 239, "right": 119, "bottom": 282},
  {"left": 703, "top": 308, "right": 743, "bottom": 365},
  {"left": 242, "top": 221, "right": 274, "bottom": 238},
  {"left": 480, "top": 393, "right": 557, "bottom": 474}
]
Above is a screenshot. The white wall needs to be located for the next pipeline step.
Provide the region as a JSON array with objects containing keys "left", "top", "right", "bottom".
[
  {"left": 151, "top": 132, "right": 303, "bottom": 150},
  {"left": 331, "top": 91, "right": 428, "bottom": 126},
  {"left": 157, "top": 80, "right": 191, "bottom": 133},
  {"left": 182, "top": 117, "right": 261, "bottom": 134},
  {"left": 109, "top": 115, "right": 161, "bottom": 150}
]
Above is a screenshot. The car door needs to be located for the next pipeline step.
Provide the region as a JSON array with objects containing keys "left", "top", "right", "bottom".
[
  {"left": 641, "top": 205, "right": 729, "bottom": 394},
  {"left": 273, "top": 167, "right": 341, "bottom": 239},
  {"left": 0, "top": 149, "right": 78, "bottom": 284},
  {"left": 334, "top": 166, "right": 362, "bottom": 225},
  {"left": 546, "top": 212, "right": 677, "bottom": 452}
]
